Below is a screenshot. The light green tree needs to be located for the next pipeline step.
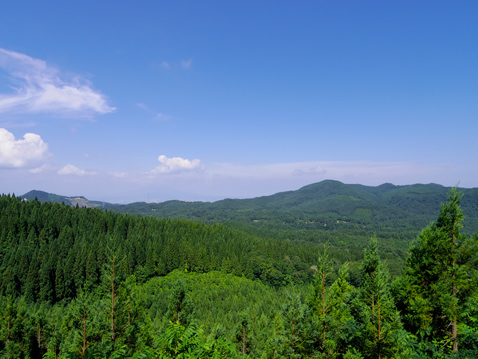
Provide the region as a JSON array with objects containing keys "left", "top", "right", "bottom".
[{"left": 356, "top": 236, "right": 404, "bottom": 359}]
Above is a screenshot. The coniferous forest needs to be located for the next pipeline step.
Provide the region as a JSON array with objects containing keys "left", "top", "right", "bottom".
[{"left": 1, "top": 188, "right": 478, "bottom": 358}]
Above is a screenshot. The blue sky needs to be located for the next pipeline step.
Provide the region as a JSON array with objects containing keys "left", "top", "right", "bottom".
[{"left": 1, "top": 1, "right": 477, "bottom": 202}]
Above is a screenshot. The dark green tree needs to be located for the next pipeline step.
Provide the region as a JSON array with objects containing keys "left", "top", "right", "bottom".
[
  {"left": 400, "top": 188, "right": 478, "bottom": 355},
  {"left": 101, "top": 236, "right": 125, "bottom": 344}
]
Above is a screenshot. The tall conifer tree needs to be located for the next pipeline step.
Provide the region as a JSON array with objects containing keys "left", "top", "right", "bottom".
[
  {"left": 357, "top": 236, "right": 403, "bottom": 359},
  {"left": 401, "top": 188, "right": 478, "bottom": 354}
]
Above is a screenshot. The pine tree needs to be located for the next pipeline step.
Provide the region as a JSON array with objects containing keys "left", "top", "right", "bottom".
[
  {"left": 234, "top": 312, "right": 253, "bottom": 356},
  {"left": 308, "top": 247, "right": 356, "bottom": 358},
  {"left": 401, "top": 188, "right": 478, "bottom": 355},
  {"left": 356, "top": 236, "right": 404, "bottom": 359},
  {"left": 279, "top": 289, "right": 313, "bottom": 358},
  {"left": 308, "top": 246, "right": 332, "bottom": 354},
  {"left": 101, "top": 236, "right": 125, "bottom": 344},
  {"left": 63, "top": 286, "right": 101, "bottom": 358},
  {"left": 327, "top": 262, "right": 355, "bottom": 356}
]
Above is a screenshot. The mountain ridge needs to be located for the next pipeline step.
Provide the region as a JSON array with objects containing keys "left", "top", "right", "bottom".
[{"left": 19, "top": 180, "right": 478, "bottom": 238}]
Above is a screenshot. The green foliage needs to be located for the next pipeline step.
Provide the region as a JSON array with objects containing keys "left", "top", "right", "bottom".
[
  {"left": 109, "top": 181, "right": 478, "bottom": 267},
  {"left": 399, "top": 188, "right": 478, "bottom": 355},
  {"left": 354, "top": 236, "right": 406, "bottom": 358},
  {"left": 0, "top": 187, "right": 477, "bottom": 358}
]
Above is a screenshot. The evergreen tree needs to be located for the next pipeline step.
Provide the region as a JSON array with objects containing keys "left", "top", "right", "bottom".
[
  {"left": 400, "top": 188, "right": 478, "bottom": 355},
  {"left": 308, "top": 246, "right": 332, "bottom": 355},
  {"left": 356, "top": 236, "right": 404, "bottom": 359},
  {"left": 308, "top": 247, "right": 356, "bottom": 358},
  {"left": 278, "top": 290, "right": 313, "bottom": 358},
  {"left": 327, "top": 262, "right": 356, "bottom": 356},
  {"left": 101, "top": 236, "right": 125, "bottom": 345},
  {"left": 168, "top": 279, "right": 190, "bottom": 326},
  {"left": 234, "top": 312, "right": 253, "bottom": 356},
  {"left": 63, "top": 286, "right": 102, "bottom": 358}
]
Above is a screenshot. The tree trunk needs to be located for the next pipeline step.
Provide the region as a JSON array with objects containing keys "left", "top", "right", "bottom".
[
  {"left": 452, "top": 233, "right": 458, "bottom": 353},
  {"left": 242, "top": 325, "right": 246, "bottom": 355},
  {"left": 82, "top": 314, "right": 87, "bottom": 357},
  {"left": 378, "top": 302, "right": 381, "bottom": 359},
  {"left": 322, "top": 269, "right": 326, "bottom": 346},
  {"left": 452, "top": 284, "right": 458, "bottom": 352},
  {"left": 111, "top": 255, "right": 116, "bottom": 341}
]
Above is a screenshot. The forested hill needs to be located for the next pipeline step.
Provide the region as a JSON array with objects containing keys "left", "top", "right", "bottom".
[
  {"left": 21, "top": 182, "right": 478, "bottom": 233},
  {"left": 109, "top": 180, "right": 478, "bottom": 246},
  {"left": 2, "top": 190, "right": 478, "bottom": 358},
  {"left": 21, "top": 189, "right": 117, "bottom": 209},
  {"left": 20, "top": 181, "right": 478, "bottom": 258}
]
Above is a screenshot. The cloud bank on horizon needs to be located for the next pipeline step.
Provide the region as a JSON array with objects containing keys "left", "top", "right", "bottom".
[{"left": 0, "top": 48, "right": 115, "bottom": 116}]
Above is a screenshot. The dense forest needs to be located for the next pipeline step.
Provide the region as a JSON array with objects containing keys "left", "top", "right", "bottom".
[
  {"left": 23, "top": 180, "right": 478, "bottom": 277},
  {"left": 2, "top": 187, "right": 478, "bottom": 358},
  {"left": 107, "top": 181, "right": 478, "bottom": 240}
]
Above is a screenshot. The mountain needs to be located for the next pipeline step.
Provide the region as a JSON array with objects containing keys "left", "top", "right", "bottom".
[
  {"left": 110, "top": 180, "right": 478, "bottom": 234},
  {"left": 18, "top": 181, "right": 478, "bottom": 276},
  {"left": 20, "top": 189, "right": 118, "bottom": 209},
  {"left": 20, "top": 181, "right": 478, "bottom": 250}
]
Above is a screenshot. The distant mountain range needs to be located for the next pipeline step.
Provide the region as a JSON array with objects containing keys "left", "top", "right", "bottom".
[
  {"left": 18, "top": 181, "right": 478, "bottom": 277},
  {"left": 21, "top": 180, "right": 478, "bottom": 238},
  {"left": 21, "top": 189, "right": 118, "bottom": 209}
]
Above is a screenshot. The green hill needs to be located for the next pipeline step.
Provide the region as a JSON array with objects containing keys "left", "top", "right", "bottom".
[
  {"left": 21, "top": 189, "right": 118, "bottom": 209},
  {"left": 110, "top": 180, "right": 478, "bottom": 245},
  {"left": 19, "top": 181, "right": 478, "bottom": 272}
]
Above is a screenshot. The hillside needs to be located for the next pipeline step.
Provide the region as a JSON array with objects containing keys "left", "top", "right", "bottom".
[
  {"left": 21, "top": 189, "right": 118, "bottom": 209},
  {"left": 20, "top": 181, "right": 478, "bottom": 259},
  {"left": 2, "top": 190, "right": 478, "bottom": 358},
  {"left": 109, "top": 181, "right": 478, "bottom": 249}
]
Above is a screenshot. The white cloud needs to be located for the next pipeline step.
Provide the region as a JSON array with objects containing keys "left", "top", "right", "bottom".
[
  {"left": 0, "top": 128, "right": 51, "bottom": 168},
  {"left": 29, "top": 164, "right": 53, "bottom": 174},
  {"left": 180, "top": 59, "right": 192, "bottom": 69},
  {"left": 58, "top": 164, "right": 96, "bottom": 176},
  {"left": 160, "top": 61, "right": 171, "bottom": 70},
  {"left": 149, "top": 155, "right": 203, "bottom": 174},
  {"left": 0, "top": 48, "right": 115, "bottom": 116},
  {"left": 112, "top": 171, "right": 129, "bottom": 178}
]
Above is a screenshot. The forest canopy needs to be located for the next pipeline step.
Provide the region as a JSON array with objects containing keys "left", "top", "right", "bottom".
[{"left": 0, "top": 188, "right": 477, "bottom": 358}]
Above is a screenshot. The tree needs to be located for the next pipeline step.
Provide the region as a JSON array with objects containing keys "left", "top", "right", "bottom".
[
  {"left": 356, "top": 236, "right": 404, "bottom": 359},
  {"left": 278, "top": 289, "right": 313, "bottom": 358},
  {"left": 101, "top": 236, "right": 125, "bottom": 344},
  {"left": 308, "top": 246, "right": 332, "bottom": 355},
  {"left": 234, "top": 312, "right": 253, "bottom": 356},
  {"left": 401, "top": 188, "right": 478, "bottom": 355},
  {"left": 63, "top": 286, "right": 101, "bottom": 358}
]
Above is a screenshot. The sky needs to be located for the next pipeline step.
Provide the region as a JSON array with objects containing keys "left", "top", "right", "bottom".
[{"left": 1, "top": 1, "right": 477, "bottom": 203}]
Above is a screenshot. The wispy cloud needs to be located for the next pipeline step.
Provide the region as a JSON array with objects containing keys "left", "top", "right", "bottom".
[
  {"left": 0, "top": 128, "right": 51, "bottom": 168},
  {"left": 160, "top": 61, "right": 171, "bottom": 70},
  {"left": 136, "top": 103, "right": 149, "bottom": 111},
  {"left": 149, "top": 155, "right": 203, "bottom": 175},
  {"left": 0, "top": 48, "right": 115, "bottom": 116},
  {"left": 136, "top": 102, "right": 169, "bottom": 122},
  {"left": 206, "top": 160, "right": 449, "bottom": 184},
  {"left": 180, "top": 59, "right": 192, "bottom": 69},
  {"left": 157, "top": 59, "right": 192, "bottom": 70},
  {"left": 58, "top": 164, "right": 96, "bottom": 176},
  {"left": 29, "top": 164, "right": 53, "bottom": 174}
]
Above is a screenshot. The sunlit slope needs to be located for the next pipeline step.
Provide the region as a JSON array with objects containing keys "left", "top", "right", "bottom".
[{"left": 112, "top": 180, "right": 478, "bottom": 236}]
